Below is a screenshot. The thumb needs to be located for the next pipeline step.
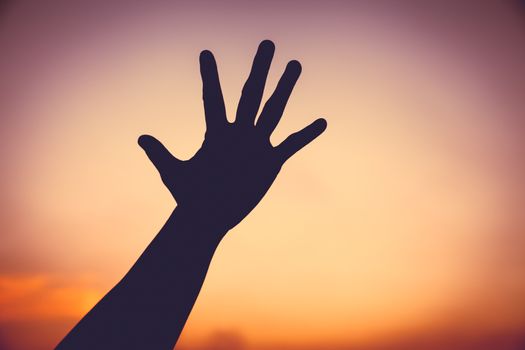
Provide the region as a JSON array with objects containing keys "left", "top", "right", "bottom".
[{"left": 138, "top": 135, "right": 182, "bottom": 174}]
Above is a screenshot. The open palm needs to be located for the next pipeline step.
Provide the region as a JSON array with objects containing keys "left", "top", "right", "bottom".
[{"left": 138, "top": 40, "right": 326, "bottom": 233}]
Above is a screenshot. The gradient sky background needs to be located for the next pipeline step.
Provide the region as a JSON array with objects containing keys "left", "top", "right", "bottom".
[{"left": 1, "top": 1, "right": 525, "bottom": 349}]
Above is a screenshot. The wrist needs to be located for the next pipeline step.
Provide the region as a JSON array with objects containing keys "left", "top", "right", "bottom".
[{"left": 166, "top": 205, "right": 228, "bottom": 249}]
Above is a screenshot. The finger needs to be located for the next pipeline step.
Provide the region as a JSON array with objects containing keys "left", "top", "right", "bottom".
[
  {"left": 256, "top": 60, "right": 301, "bottom": 136},
  {"left": 235, "top": 40, "right": 275, "bottom": 126},
  {"left": 275, "top": 118, "right": 327, "bottom": 162},
  {"left": 138, "top": 135, "right": 182, "bottom": 174},
  {"left": 200, "top": 50, "right": 228, "bottom": 131}
]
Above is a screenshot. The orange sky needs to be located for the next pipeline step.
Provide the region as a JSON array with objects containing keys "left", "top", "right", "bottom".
[{"left": 1, "top": 1, "right": 525, "bottom": 349}]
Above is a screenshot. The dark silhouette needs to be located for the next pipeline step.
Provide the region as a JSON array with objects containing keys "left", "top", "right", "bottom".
[{"left": 56, "top": 40, "right": 326, "bottom": 350}]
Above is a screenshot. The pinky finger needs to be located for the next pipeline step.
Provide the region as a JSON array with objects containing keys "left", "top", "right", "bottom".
[{"left": 276, "top": 118, "right": 327, "bottom": 162}]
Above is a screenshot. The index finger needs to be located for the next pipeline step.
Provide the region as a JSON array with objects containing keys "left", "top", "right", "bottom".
[{"left": 200, "top": 50, "right": 228, "bottom": 131}]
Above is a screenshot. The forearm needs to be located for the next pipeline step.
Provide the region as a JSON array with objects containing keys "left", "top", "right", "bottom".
[{"left": 56, "top": 207, "right": 225, "bottom": 350}]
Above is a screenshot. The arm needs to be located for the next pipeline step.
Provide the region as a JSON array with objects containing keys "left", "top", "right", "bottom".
[
  {"left": 56, "top": 40, "right": 326, "bottom": 350},
  {"left": 56, "top": 208, "right": 223, "bottom": 349}
]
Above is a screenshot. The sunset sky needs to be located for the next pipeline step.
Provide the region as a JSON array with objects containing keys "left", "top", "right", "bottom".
[{"left": 1, "top": 1, "right": 525, "bottom": 349}]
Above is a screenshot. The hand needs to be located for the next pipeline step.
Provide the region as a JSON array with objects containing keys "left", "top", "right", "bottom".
[{"left": 138, "top": 40, "right": 326, "bottom": 233}]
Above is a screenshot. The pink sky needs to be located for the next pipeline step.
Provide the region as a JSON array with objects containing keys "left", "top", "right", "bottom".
[{"left": 1, "top": 1, "right": 525, "bottom": 349}]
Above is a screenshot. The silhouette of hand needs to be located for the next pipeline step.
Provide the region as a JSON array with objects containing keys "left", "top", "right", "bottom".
[{"left": 138, "top": 40, "right": 326, "bottom": 233}]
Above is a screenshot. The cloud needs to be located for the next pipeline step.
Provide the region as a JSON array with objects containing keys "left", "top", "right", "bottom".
[{"left": 0, "top": 273, "right": 101, "bottom": 321}]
